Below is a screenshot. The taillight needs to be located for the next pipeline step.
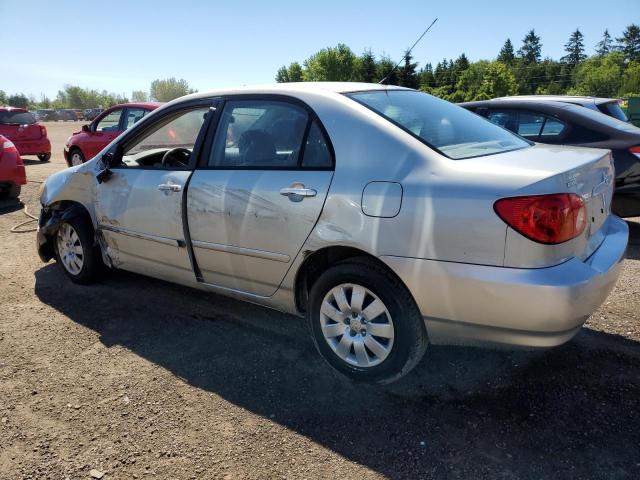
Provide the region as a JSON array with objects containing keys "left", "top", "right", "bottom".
[
  {"left": 2, "top": 140, "right": 17, "bottom": 152},
  {"left": 630, "top": 146, "right": 640, "bottom": 159},
  {"left": 40, "top": 125, "right": 47, "bottom": 138},
  {"left": 494, "top": 193, "right": 586, "bottom": 244}
]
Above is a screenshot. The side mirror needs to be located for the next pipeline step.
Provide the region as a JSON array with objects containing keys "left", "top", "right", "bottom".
[{"left": 82, "top": 124, "right": 91, "bottom": 133}]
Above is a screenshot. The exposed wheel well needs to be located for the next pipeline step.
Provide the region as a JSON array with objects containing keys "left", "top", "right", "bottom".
[
  {"left": 294, "top": 246, "right": 406, "bottom": 314},
  {"left": 39, "top": 201, "right": 94, "bottom": 261}
]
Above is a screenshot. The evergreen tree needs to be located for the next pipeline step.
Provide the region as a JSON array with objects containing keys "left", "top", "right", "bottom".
[
  {"left": 275, "top": 66, "right": 290, "bottom": 83},
  {"left": 356, "top": 49, "right": 377, "bottom": 83},
  {"left": 377, "top": 56, "right": 398, "bottom": 85},
  {"left": 561, "top": 29, "right": 586, "bottom": 66},
  {"left": 418, "top": 63, "right": 435, "bottom": 88},
  {"left": 453, "top": 53, "right": 470, "bottom": 71},
  {"left": 518, "top": 29, "right": 542, "bottom": 63},
  {"left": 616, "top": 24, "right": 640, "bottom": 62},
  {"left": 497, "top": 38, "right": 515, "bottom": 64},
  {"left": 397, "top": 50, "right": 419, "bottom": 88},
  {"left": 595, "top": 29, "right": 613, "bottom": 56}
]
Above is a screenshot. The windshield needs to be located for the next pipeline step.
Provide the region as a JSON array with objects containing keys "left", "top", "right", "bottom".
[
  {"left": 0, "top": 111, "right": 37, "bottom": 125},
  {"left": 347, "top": 90, "right": 530, "bottom": 159},
  {"left": 598, "top": 102, "right": 628, "bottom": 122}
]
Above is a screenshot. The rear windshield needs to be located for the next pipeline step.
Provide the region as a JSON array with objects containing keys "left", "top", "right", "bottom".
[
  {"left": 598, "top": 102, "right": 628, "bottom": 122},
  {"left": 0, "top": 111, "right": 37, "bottom": 125},
  {"left": 346, "top": 90, "right": 530, "bottom": 159}
]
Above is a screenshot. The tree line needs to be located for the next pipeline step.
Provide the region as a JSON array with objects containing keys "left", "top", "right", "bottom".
[
  {"left": 0, "top": 77, "right": 196, "bottom": 110},
  {"left": 275, "top": 24, "right": 640, "bottom": 101}
]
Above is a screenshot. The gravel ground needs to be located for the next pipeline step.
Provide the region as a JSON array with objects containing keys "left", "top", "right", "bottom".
[{"left": 0, "top": 122, "right": 639, "bottom": 479}]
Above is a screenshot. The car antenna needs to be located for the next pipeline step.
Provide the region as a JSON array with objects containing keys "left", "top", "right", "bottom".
[{"left": 379, "top": 17, "right": 438, "bottom": 85}]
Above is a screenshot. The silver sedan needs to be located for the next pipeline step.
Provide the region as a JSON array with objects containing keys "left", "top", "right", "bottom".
[{"left": 37, "top": 83, "right": 628, "bottom": 383}]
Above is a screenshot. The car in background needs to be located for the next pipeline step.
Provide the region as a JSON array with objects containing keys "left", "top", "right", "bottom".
[
  {"left": 0, "top": 134, "right": 27, "bottom": 199},
  {"left": 64, "top": 102, "right": 161, "bottom": 166},
  {"left": 35, "top": 109, "right": 60, "bottom": 122},
  {"left": 72, "top": 109, "right": 84, "bottom": 121},
  {"left": 0, "top": 107, "right": 51, "bottom": 162},
  {"left": 56, "top": 109, "right": 77, "bottom": 121},
  {"left": 492, "top": 95, "right": 628, "bottom": 122},
  {"left": 38, "top": 83, "right": 627, "bottom": 383},
  {"left": 83, "top": 108, "right": 103, "bottom": 121},
  {"left": 461, "top": 98, "right": 640, "bottom": 217}
]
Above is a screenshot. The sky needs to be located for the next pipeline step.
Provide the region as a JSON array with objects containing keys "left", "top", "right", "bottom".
[{"left": 0, "top": 0, "right": 638, "bottom": 99}]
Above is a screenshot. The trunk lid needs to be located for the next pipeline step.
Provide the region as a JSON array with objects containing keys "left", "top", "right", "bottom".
[
  {"left": 0, "top": 110, "right": 42, "bottom": 141},
  {"left": 459, "top": 144, "right": 615, "bottom": 268}
]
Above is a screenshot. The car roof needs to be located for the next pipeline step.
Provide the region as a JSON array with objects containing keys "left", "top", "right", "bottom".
[
  {"left": 108, "top": 102, "right": 163, "bottom": 110},
  {"left": 461, "top": 98, "right": 640, "bottom": 137},
  {"left": 491, "top": 95, "right": 618, "bottom": 106},
  {"left": 175, "top": 82, "right": 408, "bottom": 103},
  {"left": 0, "top": 107, "right": 29, "bottom": 113}
]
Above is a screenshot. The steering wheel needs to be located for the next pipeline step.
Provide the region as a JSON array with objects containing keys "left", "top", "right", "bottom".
[{"left": 161, "top": 147, "right": 191, "bottom": 168}]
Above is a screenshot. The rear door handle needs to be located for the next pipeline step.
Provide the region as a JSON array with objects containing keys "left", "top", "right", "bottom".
[
  {"left": 280, "top": 187, "right": 317, "bottom": 197},
  {"left": 158, "top": 183, "right": 182, "bottom": 192}
]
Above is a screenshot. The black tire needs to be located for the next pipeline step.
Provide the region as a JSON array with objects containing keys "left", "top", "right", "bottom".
[
  {"left": 1, "top": 184, "right": 21, "bottom": 199},
  {"left": 308, "top": 258, "right": 428, "bottom": 384},
  {"left": 68, "top": 148, "right": 85, "bottom": 166},
  {"left": 54, "top": 214, "right": 103, "bottom": 285},
  {"left": 37, "top": 153, "right": 51, "bottom": 162}
]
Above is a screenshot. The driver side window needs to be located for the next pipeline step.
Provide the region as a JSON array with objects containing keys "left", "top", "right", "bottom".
[
  {"left": 120, "top": 107, "right": 210, "bottom": 169},
  {"left": 96, "top": 109, "right": 122, "bottom": 132}
]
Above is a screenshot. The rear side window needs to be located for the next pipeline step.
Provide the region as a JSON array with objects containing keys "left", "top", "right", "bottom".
[
  {"left": 486, "top": 110, "right": 517, "bottom": 131},
  {"left": 124, "top": 108, "right": 150, "bottom": 129},
  {"left": 598, "top": 102, "right": 628, "bottom": 122},
  {"left": 209, "top": 100, "right": 310, "bottom": 168},
  {"left": 540, "top": 118, "right": 566, "bottom": 137},
  {"left": 301, "top": 122, "right": 332, "bottom": 168},
  {"left": 0, "top": 111, "right": 36, "bottom": 124},
  {"left": 517, "top": 112, "right": 545, "bottom": 138}
]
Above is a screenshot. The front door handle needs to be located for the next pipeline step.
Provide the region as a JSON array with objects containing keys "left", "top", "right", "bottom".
[
  {"left": 280, "top": 186, "right": 317, "bottom": 197},
  {"left": 158, "top": 183, "right": 182, "bottom": 193}
]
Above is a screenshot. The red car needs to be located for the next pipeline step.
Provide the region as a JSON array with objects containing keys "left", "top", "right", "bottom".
[
  {"left": 0, "top": 134, "right": 27, "bottom": 199},
  {"left": 0, "top": 108, "right": 51, "bottom": 162},
  {"left": 64, "top": 102, "right": 161, "bottom": 166}
]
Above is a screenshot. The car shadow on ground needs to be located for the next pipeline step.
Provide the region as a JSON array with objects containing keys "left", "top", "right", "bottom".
[
  {"left": 21, "top": 158, "right": 49, "bottom": 165},
  {"left": 34, "top": 253, "right": 640, "bottom": 478},
  {"left": 0, "top": 198, "right": 23, "bottom": 215}
]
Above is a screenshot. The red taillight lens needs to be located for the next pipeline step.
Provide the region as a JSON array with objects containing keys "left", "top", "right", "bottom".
[
  {"left": 630, "top": 146, "right": 640, "bottom": 158},
  {"left": 494, "top": 193, "right": 586, "bottom": 244},
  {"left": 40, "top": 125, "right": 47, "bottom": 138}
]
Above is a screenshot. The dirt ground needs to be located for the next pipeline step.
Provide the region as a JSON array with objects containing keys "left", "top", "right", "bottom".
[{"left": 0, "top": 121, "right": 639, "bottom": 479}]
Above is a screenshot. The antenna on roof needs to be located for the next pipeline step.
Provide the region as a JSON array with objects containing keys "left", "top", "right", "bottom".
[{"left": 379, "top": 17, "right": 438, "bottom": 85}]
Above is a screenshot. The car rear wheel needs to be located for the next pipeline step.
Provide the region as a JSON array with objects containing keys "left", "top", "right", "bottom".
[
  {"left": 69, "top": 149, "right": 84, "bottom": 166},
  {"left": 308, "top": 259, "right": 428, "bottom": 384},
  {"left": 37, "top": 153, "right": 51, "bottom": 162},
  {"left": 0, "top": 184, "right": 21, "bottom": 199},
  {"left": 54, "top": 216, "right": 103, "bottom": 284}
]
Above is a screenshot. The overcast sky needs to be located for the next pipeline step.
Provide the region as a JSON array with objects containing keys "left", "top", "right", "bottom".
[{"left": 0, "top": 0, "right": 637, "bottom": 99}]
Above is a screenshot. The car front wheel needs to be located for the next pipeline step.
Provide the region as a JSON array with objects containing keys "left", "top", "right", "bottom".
[
  {"left": 308, "top": 259, "right": 428, "bottom": 384},
  {"left": 54, "top": 216, "right": 102, "bottom": 284},
  {"left": 69, "top": 149, "right": 84, "bottom": 166}
]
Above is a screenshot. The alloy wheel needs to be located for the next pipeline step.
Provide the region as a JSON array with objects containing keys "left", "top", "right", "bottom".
[
  {"left": 56, "top": 223, "right": 84, "bottom": 275},
  {"left": 319, "top": 283, "right": 395, "bottom": 367}
]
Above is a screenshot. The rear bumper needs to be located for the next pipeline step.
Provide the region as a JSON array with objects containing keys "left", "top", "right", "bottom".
[
  {"left": 15, "top": 138, "right": 51, "bottom": 155},
  {"left": 381, "top": 215, "right": 629, "bottom": 348}
]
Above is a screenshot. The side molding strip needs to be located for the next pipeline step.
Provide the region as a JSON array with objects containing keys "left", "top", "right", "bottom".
[
  {"left": 99, "top": 225, "right": 182, "bottom": 247},
  {"left": 191, "top": 240, "right": 291, "bottom": 263}
]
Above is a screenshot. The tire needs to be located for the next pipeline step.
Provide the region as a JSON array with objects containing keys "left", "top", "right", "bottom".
[
  {"left": 308, "top": 258, "right": 428, "bottom": 384},
  {"left": 54, "top": 215, "right": 103, "bottom": 284},
  {"left": 37, "top": 153, "right": 51, "bottom": 162},
  {"left": 0, "top": 184, "right": 21, "bottom": 199},
  {"left": 68, "top": 149, "right": 84, "bottom": 166}
]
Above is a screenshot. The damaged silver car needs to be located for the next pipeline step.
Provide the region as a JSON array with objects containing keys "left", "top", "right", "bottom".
[{"left": 37, "top": 83, "right": 628, "bottom": 383}]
